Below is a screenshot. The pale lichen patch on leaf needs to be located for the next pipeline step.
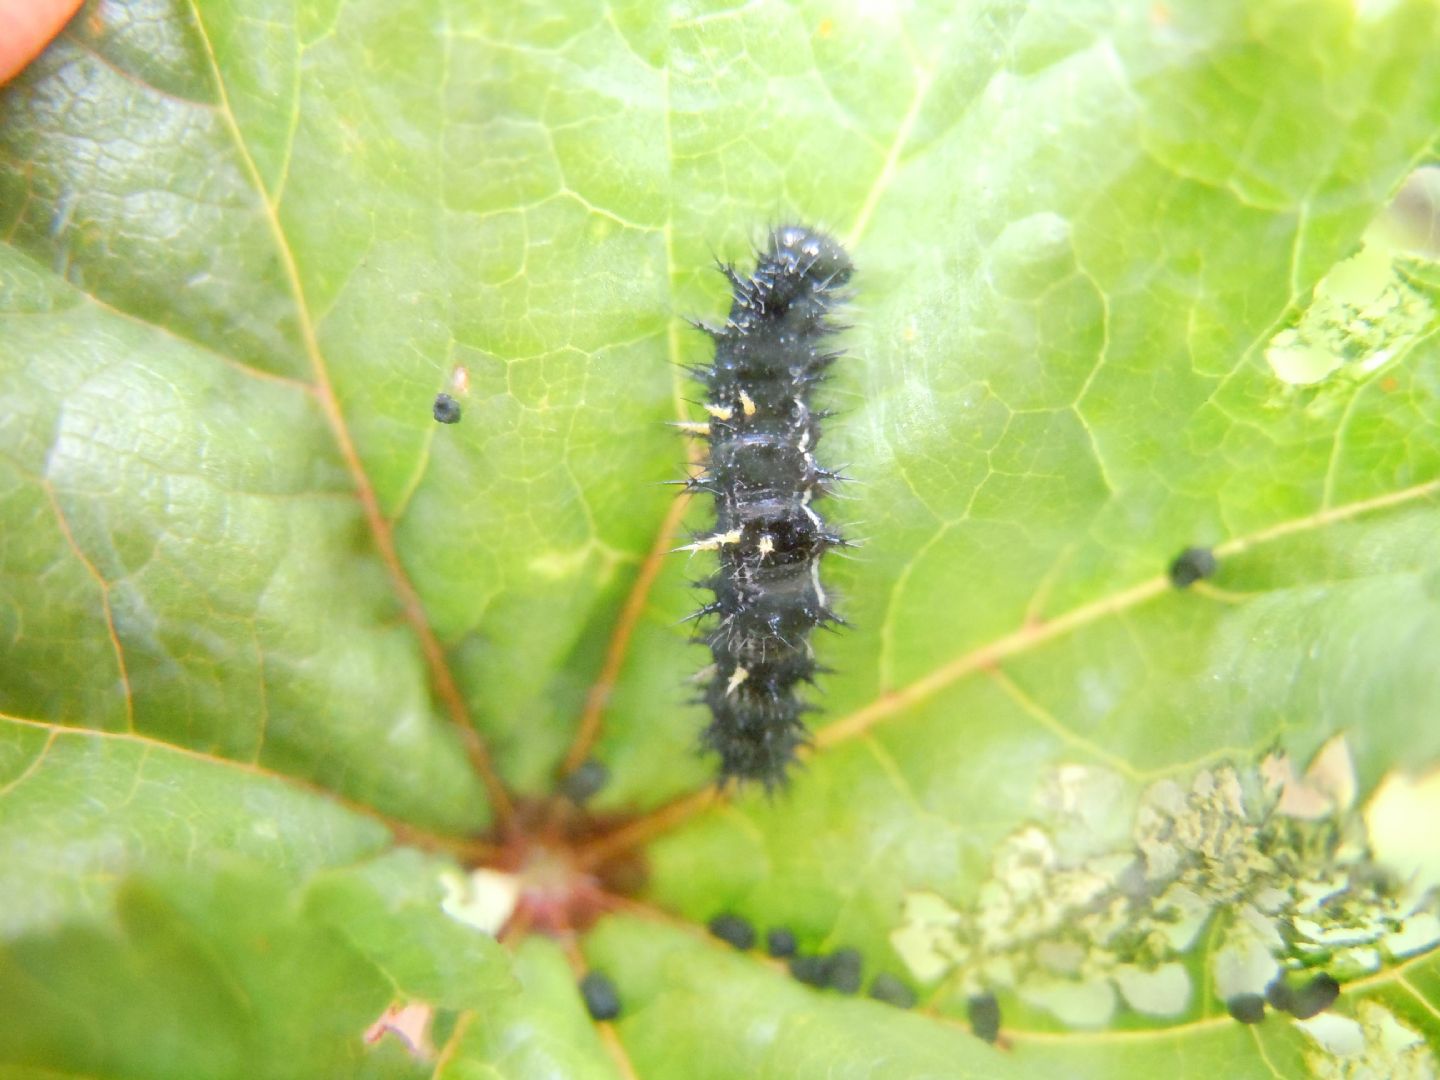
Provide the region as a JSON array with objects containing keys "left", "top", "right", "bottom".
[
  {"left": 1212, "top": 904, "right": 1283, "bottom": 999},
  {"left": 889, "top": 738, "right": 1440, "bottom": 1028},
  {"left": 890, "top": 890, "right": 964, "bottom": 984},
  {"left": 1383, "top": 912, "right": 1440, "bottom": 960},
  {"left": 1112, "top": 962, "right": 1190, "bottom": 1016},
  {"left": 1017, "top": 976, "right": 1116, "bottom": 1028},
  {"left": 1036, "top": 763, "right": 1132, "bottom": 858},
  {"left": 1300, "top": 1002, "right": 1437, "bottom": 1080}
]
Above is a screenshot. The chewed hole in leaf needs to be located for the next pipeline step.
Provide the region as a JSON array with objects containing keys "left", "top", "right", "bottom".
[
  {"left": 1372, "top": 164, "right": 1440, "bottom": 260},
  {"left": 440, "top": 868, "right": 521, "bottom": 935},
  {"left": 1266, "top": 166, "right": 1440, "bottom": 388},
  {"left": 363, "top": 1001, "right": 436, "bottom": 1061},
  {"left": 1299, "top": 1001, "right": 1437, "bottom": 1079},
  {"left": 889, "top": 736, "right": 1440, "bottom": 1030},
  {"left": 1365, "top": 765, "right": 1440, "bottom": 895},
  {"left": 1264, "top": 242, "right": 1433, "bottom": 385}
]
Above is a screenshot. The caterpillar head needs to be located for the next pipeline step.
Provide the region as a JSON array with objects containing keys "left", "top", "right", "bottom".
[{"left": 768, "top": 225, "right": 853, "bottom": 288}]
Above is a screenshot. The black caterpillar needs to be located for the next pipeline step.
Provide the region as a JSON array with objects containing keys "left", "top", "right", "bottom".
[{"left": 678, "top": 224, "right": 853, "bottom": 787}]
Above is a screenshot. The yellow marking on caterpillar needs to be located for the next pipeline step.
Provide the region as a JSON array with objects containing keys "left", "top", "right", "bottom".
[
  {"left": 676, "top": 529, "right": 742, "bottom": 553},
  {"left": 738, "top": 390, "right": 757, "bottom": 417},
  {"left": 672, "top": 420, "right": 711, "bottom": 436},
  {"left": 725, "top": 666, "right": 750, "bottom": 695},
  {"left": 705, "top": 403, "right": 734, "bottom": 421},
  {"left": 757, "top": 534, "right": 775, "bottom": 556}
]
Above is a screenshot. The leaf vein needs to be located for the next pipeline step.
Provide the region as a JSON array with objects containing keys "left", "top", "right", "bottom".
[
  {"left": 41, "top": 479, "right": 135, "bottom": 733},
  {"left": 182, "top": 0, "right": 513, "bottom": 825}
]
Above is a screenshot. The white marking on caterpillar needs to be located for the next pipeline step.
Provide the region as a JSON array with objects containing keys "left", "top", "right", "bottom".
[
  {"left": 757, "top": 534, "right": 775, "bottom": 556},
  {"left": 811, "top": 557, "right": 828, "bottom": 608}
]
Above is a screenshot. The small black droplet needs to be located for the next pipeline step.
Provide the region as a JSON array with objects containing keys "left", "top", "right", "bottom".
[
  {"left": 433, "top": 392, "right": 462, "bottom": 424},
  {"left": 707, "top": 913, "right": 755, "bottom": 951},
  {"left": 559, "top": 759, "right": 609, "bottom": 804},
  {"left": 867, "top": 973, "right": 916, "bottom": 1009},
  {"left": 1264, "top": 976, "right": 1295, "bottom": 1014},
  {"left": 1274, "top": 973, "right": 1339, "bottom": 1020},
  {"left": 825, "top": 948, "right": 862, "bottom": 994},
  {"left": 788, "top": 954, "right": 828, "bottom": 987},
  {"left": 579, "top": 971, "right": 621, "bottom": 1021},
  {"left": 1169, "top": 546, "right": 1217, "bottom": 588},
  {"left": 967, "top": 992, "right": 1001, "bottom": 1043},
  {"left": 1226, "top": 993, "right": 1266, "bottom": 1024},
  {"left": 766, "top": 927, "right": 797, "bottom": 958}
]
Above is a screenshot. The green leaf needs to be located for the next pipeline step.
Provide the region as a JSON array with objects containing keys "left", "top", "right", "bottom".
[
  {"left": 4, "top": 0, "right": 1440, "bottom": 1076},
  {"left": 0, "top": 720, "right": 389, "bottom": 936},
  {"left": 0, "top": 865, "right": 426, "bottom": 1079},
  {"left": 305, "top": 848, "right": 517, "bottom": 1009},
  {"left": 435, "top": 939, "right": 625, "bottom": 1080}
]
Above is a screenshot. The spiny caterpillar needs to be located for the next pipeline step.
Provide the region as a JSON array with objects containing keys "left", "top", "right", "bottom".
[{"left": 677, "top": 224, "right": 853, "bottom": 787}]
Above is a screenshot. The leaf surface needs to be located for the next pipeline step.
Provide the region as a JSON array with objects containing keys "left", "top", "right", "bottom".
[{"left": 3, "top": 0, "right": 1440, "bottom": 1075}]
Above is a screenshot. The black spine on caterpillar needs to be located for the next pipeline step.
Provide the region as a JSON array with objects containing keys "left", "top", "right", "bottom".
[{"left": 679, "top": 225, "right": 853, "bottom": 787}]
